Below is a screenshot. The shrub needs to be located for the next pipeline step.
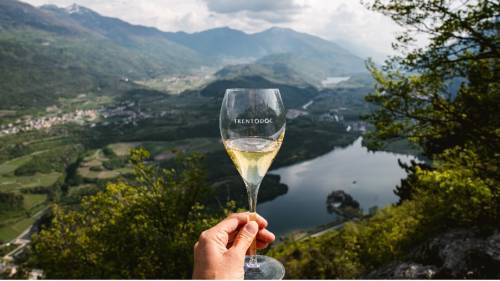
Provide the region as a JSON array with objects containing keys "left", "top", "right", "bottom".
[
  {"left": 20, "top": 186, "right": 52, "bottom": 194},
  {"left": 31, "top": 148, "right": 224, "bottom": 279},
  {"left": 0, "top": 191, "right": 24, "bottom": 211},
  {"left": 102, "top": 157, "right": 127, "bottom": 170},
  {"left": 89, "top": 166, "right": 103, "bottom": 172}
]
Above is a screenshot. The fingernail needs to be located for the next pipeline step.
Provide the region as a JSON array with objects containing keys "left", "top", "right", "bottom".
[{"left": 244, "top": 221, "right": 258, "bottom": 235}]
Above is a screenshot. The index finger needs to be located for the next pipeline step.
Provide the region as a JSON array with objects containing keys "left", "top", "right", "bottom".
[
  {"left": 212, "top": 213, "right": 249, "bottom": 234},
  {"left": 214, "top": 212, "right": 268, "bottom": 234},
  {"left": 228, "top": 212, "right": 268, "bottom": 229}
]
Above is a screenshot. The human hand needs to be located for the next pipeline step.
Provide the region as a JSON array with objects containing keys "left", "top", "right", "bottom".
[{"left": 192, "top": 212, "right": 275, "bottom": 279}]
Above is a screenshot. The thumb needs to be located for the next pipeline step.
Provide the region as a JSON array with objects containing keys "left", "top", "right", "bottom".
[{"left": 230, "top": 221, "right": 259, "bottom": 257}]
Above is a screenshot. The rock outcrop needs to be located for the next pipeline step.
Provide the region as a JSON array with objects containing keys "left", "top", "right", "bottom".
[{"left": 367, "top": 229, "right": 500, "bottom": 279}]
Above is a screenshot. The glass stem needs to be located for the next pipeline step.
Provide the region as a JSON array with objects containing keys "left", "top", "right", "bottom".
[{"left": 246, "top": 184, "right": 259, "bottom": 268}]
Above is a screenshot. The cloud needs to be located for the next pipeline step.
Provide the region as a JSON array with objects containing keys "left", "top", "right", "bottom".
[
  {"left": 322, "top": 2, "right": 402, "bottom": 60},
  {"left": 282, "top": 0, "right": 403, "bottom": 61},
  {"left": 204, "top": 0, "right": 302, "bottom": 14},
  {"left": 203, "top": 0, "right": 305, "bottom": 23}
]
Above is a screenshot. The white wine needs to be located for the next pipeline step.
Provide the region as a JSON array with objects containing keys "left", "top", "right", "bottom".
[
  {"left": 224, "top": 133, "right": 284, "bottom": 188},
  {"left": 220, "top": 89, "right": 287, "bottom": 278}
]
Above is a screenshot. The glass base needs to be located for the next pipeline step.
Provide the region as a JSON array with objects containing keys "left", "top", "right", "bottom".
[{"left": 244, "top": 255, "right": 285, "bottom": 280}]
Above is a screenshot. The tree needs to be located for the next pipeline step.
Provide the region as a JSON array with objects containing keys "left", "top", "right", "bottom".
[
  {"left": 0, "top": 191, "right": 24, "bottom": 211},
  {"left": 363, "top": 0, "right": 499, "bottom": 157},
  {"left": 30, "top": 148, "right": 225, "bottom": 279},
  {"left": 393, "top": 159, "right": 431, "bottom": 203},
  {"left": 363, "top": 0, "right": 499, "bottom": 205}
]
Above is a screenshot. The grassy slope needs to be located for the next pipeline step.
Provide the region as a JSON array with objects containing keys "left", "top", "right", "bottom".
[
  {"left": 0, "top": 26, "right": 206, "bottom": 110},
  {"left": 0, "top": 148, "right": 62, "bottom": 242},
  {"left": 0, "top": 194, "right": 47, "bottom": 242}
]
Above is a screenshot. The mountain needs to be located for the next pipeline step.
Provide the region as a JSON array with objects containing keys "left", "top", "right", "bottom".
[
  {"left": 253, "top": 28, "right": 366, "bottom": 82},
  {"left": 254, "top": 27, "right": 354, "bottom": 57},
  {"left": 164, "top": 27, "right": 266, "bottom": 58},
  {"left": 0, "top": 0, "right": 208, "bottom": 109},
  {"left": 214, "top": 62, "right": 309, "bottom": 86},
  {"left": 166, "top": 26, "right": 367, "bottom": 83},
  {"left": 200, "top": 75, "right": 318, "bottom": 108},
  {"left": 40, "top": 4, "right": 208, "bottom": 69},
  {"left": 0, "top": 0, "right": 83, "bottom": 34},
  {"left": 0, "top": 0, "right": 367, "bottom": 110}
]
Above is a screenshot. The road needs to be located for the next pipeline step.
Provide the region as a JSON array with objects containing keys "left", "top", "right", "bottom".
[{"left": 2, "top": 206, "right": 48, "bottom": 262}]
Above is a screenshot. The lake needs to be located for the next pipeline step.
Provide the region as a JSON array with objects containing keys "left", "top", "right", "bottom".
[
  {"left": 321, "top": 76, "right": 351, "bottom": 87},
  {"left": 258, "top": 137, "right": 415, "bottom": 236}
]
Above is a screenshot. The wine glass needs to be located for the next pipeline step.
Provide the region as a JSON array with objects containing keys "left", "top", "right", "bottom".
[{"left": 220, "top": 88, "right": 286, "bottom": 280}]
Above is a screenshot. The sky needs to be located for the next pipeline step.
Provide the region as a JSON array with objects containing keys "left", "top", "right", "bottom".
[{"left": 22, "top": 0, "right": 405, "bottom": 61}]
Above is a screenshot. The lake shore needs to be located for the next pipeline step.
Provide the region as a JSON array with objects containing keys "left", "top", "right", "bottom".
[{"left": 258, "top": 137, "right": 416, "bottom": 236}]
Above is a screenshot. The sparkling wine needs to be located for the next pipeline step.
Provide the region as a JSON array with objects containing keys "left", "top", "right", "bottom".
[
  {"left": 220, "top": 88, "right": 286, "bottom": 279},
  {"left": 224, "top": 133, "right": 284, "bottom": 188}
]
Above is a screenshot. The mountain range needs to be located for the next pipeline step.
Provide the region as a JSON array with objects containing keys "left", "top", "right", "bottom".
[{"left": 0, "top": 0, "right": 367, "bottom": 109}]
